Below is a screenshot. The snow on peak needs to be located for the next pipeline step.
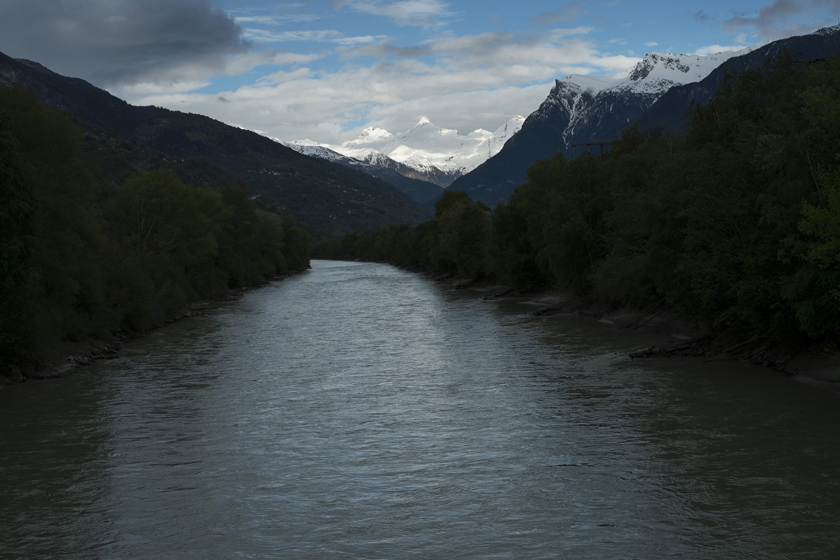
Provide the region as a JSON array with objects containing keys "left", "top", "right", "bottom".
[
  {"left": 282, "top": 141, "right": 355, "bottom": 164},
  {"left": 560, "top": 50, "right": 745, "bottom": 96},
  {"left": 320, "top": 117, "right": 523, "bottom": 174},
  {"left": 528, "top": 49, "right": 749, "bottom": 148},
  {"left": 288, "top": 116, "right": 524, "bottom": 177},
  {"left": 812, "top": 23, "right": 840, "bottom": 36},
  {"left": 489, "top": 116, "right": 525, "bottom": 157},
  {"left": 342, "top": 126, "right": 394, "bottom": 149}
]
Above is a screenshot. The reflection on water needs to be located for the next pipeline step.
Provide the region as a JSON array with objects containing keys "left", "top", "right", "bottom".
[{"left": 2, "top": 260, "right": 839, "bottom": 558}]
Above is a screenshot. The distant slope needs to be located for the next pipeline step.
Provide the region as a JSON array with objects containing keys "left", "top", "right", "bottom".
[
  {"left": 74, "top": 118, "right": 309, "bottom": 226},
  {"left": 297, "top": 116, "right": 526, "bottom": 188},
  {"left": 447, "top": 51, "right": 740, "bottom": 207},
  {"left": 284, "top": 143, "right": 444, "bottom": 204},
  {"left": 636, "top": 24, "right": 840, "bottom": 133},
  {"left": 450, "top": 25, "right": 840, "bottom": 208},
  {"left": 0, "top": 51, "right": 431, "bottom": 239}
]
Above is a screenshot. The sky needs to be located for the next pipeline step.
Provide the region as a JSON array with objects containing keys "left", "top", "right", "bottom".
[{"left": 0, "top": 0, "right": 839, "bottom": 144}]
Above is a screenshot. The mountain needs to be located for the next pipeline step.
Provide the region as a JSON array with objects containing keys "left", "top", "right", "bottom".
[
  {"left": 446, "top": 51, "right": 741, "bottom": 206},
  {"left": 0, "top": 51, "right": 431, "bottom": 240},
  {"left": 284, "top": 141, "right": 443, "bottom": 204},
  {"left": 293, "top": 116, "right": 526, "bottom": 188},
  {"left": 451, "top": 24, "right": 840, "bottom": 208},
  {"left": 636, "top": 24, "right": 840, "bottom": 133}
]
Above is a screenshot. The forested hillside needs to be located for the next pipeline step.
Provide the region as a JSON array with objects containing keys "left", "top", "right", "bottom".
[
  {"left": 0, "top": 86, "right": 309, "bottom": 375},
  {"left": 0, "top": 51, "right": 431, "bottom": 240},
  {"left": 315, "top": 57, "right": 840, "bottom": 349}
]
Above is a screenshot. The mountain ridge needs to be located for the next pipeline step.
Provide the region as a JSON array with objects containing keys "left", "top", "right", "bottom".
[
  {"left": 446, "top": 49, "right": 743, "bottom": 206},
  {"left": 635, "top": 24, "right": 840, "bottom": 133},
  {"left": 0, "top": 50, "right": 431, "bottom": 239},
  {"left": 449, "top": 25, "right": 840, "bottom": 208},
  {"left": 283, "top": 141, "right": 444, "bottom": 204},
  {"left": 291, "top": 115, "right": 526, "bottom": 188}
]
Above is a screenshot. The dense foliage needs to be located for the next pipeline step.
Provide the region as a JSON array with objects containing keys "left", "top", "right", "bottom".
[
  {"left": 314, "top": 57, "right": 840, "bottom": 349},
  {"left": 0, "top": 86, "right": 310, "bottom": 374}
]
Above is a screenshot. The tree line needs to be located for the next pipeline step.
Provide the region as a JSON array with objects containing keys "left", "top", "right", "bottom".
[
  {"left": 1, "top": 86, "right": 310, "bottom": 374},
  {"left": 314, "top": 56, "right": 840, "bottom": 349}
]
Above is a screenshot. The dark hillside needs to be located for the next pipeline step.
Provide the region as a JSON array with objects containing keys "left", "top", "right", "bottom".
[
  {"left": 0, "top": 51, "right": 430, "bottom": 239},
  {"left": 636, "top": 25, "right": 840, "bottom": 132},
  {"left": 447, "top": 25, "right": 840, "bottom": 208}
]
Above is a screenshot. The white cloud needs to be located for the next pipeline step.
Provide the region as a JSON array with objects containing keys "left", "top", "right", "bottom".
[
  {"left": 645, "top": 41, "right": 658, "bottom": 47},
  {"left": 243, "top": 29, "right": 344, "bottom": 42},
  {"left": 234, "top": 13, "right": 320, "bottom": 24},
  {"left": 125, "top": 26, "right": 643, "bottom": 145},
  {"left": 339, "top": 0, "right": 453, "bottom": 26},
  {"left": 241, "top": 27, "right": 385, "bottom": 46},
  {"left": 693, "top": 44, "right": 749, "bottom": 56}
]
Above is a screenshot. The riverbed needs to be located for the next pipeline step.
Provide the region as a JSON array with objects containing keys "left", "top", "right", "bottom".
[{"left": 1, "top": 260, "right": 839, "bottom": 559}]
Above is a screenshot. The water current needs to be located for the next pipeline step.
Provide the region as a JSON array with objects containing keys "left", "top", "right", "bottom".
[{"left": 2, "top": 260, "right": 840, "bottom": 559}]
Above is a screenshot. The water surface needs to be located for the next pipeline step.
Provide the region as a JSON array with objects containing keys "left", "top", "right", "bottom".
[{"left": 2, "top": 260, "right": 839, "bottom": 559}]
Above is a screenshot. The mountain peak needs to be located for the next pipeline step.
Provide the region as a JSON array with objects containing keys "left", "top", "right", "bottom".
[
  {"left": 813, "top": 23, "right": 840, "bottom": 36},
  {"left": 557, "top": 50, "right": 746, "bottom": 97},
  {"left": 628, "top": 53, "right": 691, "bottom": 81},
  {"left": 293, "top": 114, "right": 524, "bottom": 182},
  {"left": 342, "top": 126, "right": 394, "bottom": 148}
]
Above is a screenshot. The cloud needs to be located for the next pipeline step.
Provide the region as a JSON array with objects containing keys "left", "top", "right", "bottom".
[
  {"left": 240, "top": 28, "right": 385, "bottom": 47},
  {"left": 645, "top": 41, "right": 659, "bottom": 47},
  {"left": 244, "top": 29, "right": 346, "bottom": 43},
  {"left": 693, "top": 44, "right": 750, "bottom": 56},
  {"left": 234, "top": 10, "right": 321, "bottom": 24},
  {"left": 722, "top": 0, "right": 840, "bottom": 41},
  {"left": 694, "top": 10, "right": 713, "bottom": 23},
  {"left": 531, "top": 3, "right": 586, "bottom": 25},
  {"left": 0, "top": 0, "right": 251, "bottom": 87},
  {"left": 126, "top": 26, "right": 641, "bottom": 145},
  {"left": 234, "top": 14, "right": 320, "bottom": 24},
  {"left": 338, "top": 0, "right": 453, "bottom": 26}
]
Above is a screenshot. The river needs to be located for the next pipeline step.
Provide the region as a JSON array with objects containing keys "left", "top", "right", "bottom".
[{"left": 2, "top": 260, "right": 839, "bottom": 559}]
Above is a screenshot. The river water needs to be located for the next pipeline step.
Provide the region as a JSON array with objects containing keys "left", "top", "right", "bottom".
[{"left": 2, "top": 260, "right": 839, "bottom": 559}]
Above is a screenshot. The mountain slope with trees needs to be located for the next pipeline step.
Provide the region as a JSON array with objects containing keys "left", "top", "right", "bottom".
[
  {"left": 446, "top": 25, "right": 840, "bottom": 208},
  {"left": 315, "top": 56, "right": 840, "bottom": 355},
  {"left": 0, "top": 51, "right": 431, "bottom": 240},
  {"left": 0, "top": 85, "right": 309, "bottom": 379}
]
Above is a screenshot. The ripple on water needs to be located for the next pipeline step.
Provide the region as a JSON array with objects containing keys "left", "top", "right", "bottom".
[{"left": 2, "top": 260, "right": 840, "bottom": 559}]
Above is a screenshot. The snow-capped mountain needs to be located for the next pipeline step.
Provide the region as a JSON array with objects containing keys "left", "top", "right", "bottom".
[
  {"left": 283, "top": 140, "right": 359, "bottom": 165},
  {"left": 448, "top": 49, "right": 746, "bottom": 206},
  {"left": 637, "top": 24, "right": 840, "bottom": 132},
  {"left": 282, "top": 139, "right": 445, "bottom": 204},
  {"left": 488, "top": 117, "right": 524, "bottom": 158},
  {"left": 530, "top": 51, "right": 745, "bottom": 149},
  {"left": 291, "top": 115, "right": 525, "bottom": 188}
]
